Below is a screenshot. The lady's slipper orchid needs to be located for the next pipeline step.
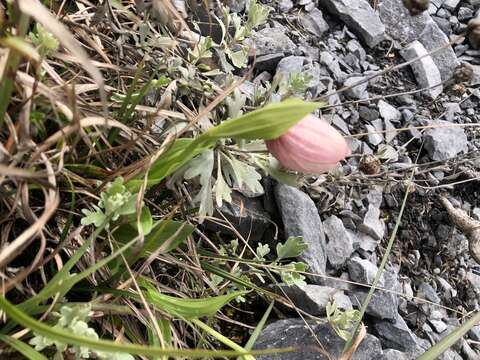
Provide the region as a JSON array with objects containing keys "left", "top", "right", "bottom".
[{"left": 266, "top": 114, "right": 351, "bottom": 174}]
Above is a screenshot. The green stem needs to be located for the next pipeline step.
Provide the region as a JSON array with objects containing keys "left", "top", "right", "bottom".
[{"left": 0, "top": 9, "right": 30, "bottom": 126}]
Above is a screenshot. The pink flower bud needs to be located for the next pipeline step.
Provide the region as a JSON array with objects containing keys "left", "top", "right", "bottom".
[{"left": 266, "top": 114, "right": 351, "bottom": 174}]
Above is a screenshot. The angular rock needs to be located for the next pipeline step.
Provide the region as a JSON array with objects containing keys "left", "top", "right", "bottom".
[
  {"left": 401, "top": 41, "right": 443, "bottom": 99},
  {"left": 251, "top": 27, "right": 296, "bottom": 57},
  {"left": 374, "top": 315, "right": 426, "bottom": 355},
  {"left": 349, "top": 269, "right": 399, "bottom": 321},
  {"left": 278, "top": 0, "right": 294, "bottom": 12},
  {"left": 344, "top": 76, "right": 369, "bottom": 99},
  {"left": 379, "top": 0, "right": 432, "bottom": 44},
  {"left": 205, "top": 192, "right": 270, "bottom": 242},
  {"left": 255, "top": 319, "right": 384, "bottom": 360},
  {"left": 417, "top": 281, "right": 441, "bottom": 304},
  {"left": 360, "top": 205, "right": 385, "bottom": 240},
  {"left": 470, "top": 64, "right": 480, "bottom": 85},
  {"left": 323, "top": 215, "right": 355, "bottom": 268},
  {"left": 418, "top": 21, "right": 460, "bottom": 81},
  {"left": 378, "top": 349, "right": 408, "bottom": 360},
  {"left": 378, "top": 100, "right": 401, "bottom": 123},
  {"left": 348, "top": 257, "right": 385, "bottom": 286},
  {"left": 365, "top": 124, "right": 383, "bottom": 146},
  {"left": 272, "top": 284, "right": 352, "bottom": 315},
  {"left": 468, "top": 325, "right": 480, "bottom": 342},
  {"left": 274, "top": 183, "right": 327, "bottom": 282},
  {"left": 320, "top": 0, "right": 385, "bottom": 47},
  {"left": 424, "top": 120, "right": 468, "bottom": 161},
  {"left": 276, "top": 56, "right": 308, "bottom": 75},
  {"left": 443, "top": 0, "right": 461, "bottom": 11},
  {"left": 299, "top": 8, "right": 330, "bottom": 37}
]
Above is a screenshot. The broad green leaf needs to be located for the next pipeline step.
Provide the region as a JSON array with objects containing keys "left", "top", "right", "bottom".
[
  {"left": 114, "top": 220, "right": 194, "bottom": 258},
  {"left": 202, "top": 98, "right": 322, "bottom": 141},
  {"left": 0, "top": 334, "right": 48, "bottom": 360},
  {"left": 127, "top": 138, "right": 212, "bottom": 191},
  {"left": 141, "top": 279, "right": 250, "bottom": 319},
  {"left": 0, "top": 296, "right": 292, "bottom": 358},
  {"left": 138, "top": 206, "right": 153, "bottom": 235},
  {"left": 276, "top": 236, "right": 308, "bottom": 261}
]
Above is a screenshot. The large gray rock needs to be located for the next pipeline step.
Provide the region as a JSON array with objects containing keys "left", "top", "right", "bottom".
[
  {"left": 320, "top": 0, "right": 385, "bottom": 47},
  {"left": 379, "top": 0, "right": 458, "bottom": 81},
  {"left": 418, "top": 21, "right": 460, "bottom": 81},
  {"left": 205, "top": 192, "right": 270, "bottom": 242},
  {"left": 298, "top": 8, "right": 330, "bottom": 37},
  {"left": 255, "top": 319, "right": 384, "bottom": 359},
  {"left": 424, "top": 120, "right": 468, "bottom": 161},
  {"left": 323, "top": 215, "right": 355, "bottom": 268},
  {"left": 274, "top": 183, "right": 327, "bottom": 282},
  {"left": 379, "top": 0, "right": 432, "bottom": 44},
  {"left": 272, "top": 284, "right": 352, "bottom": 315},
  {"left": 401, "top": 41, "right": 443, "bottom": 99},
  {"left": 374, "top": 316, "right": 427, "bottom": 355},
  {"left": 443, "top": 0, "right": 461, "bottom": 11}
]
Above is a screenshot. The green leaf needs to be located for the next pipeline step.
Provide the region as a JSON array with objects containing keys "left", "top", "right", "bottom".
[
  {"left": 0, "top": 296, "right": 292, "bottom": 358},
  {"left": 213, "top": 171, "right": 232, "bottom": 208},
  {"left": 114, "top": 220, "right": 194, "bottom": 258},
  {"left": 256, "top": 243, "right": 270, "bottom": 261},
  {"left": 244, "top": 301, "right": 274, "bottom": 351},
  {"left": 127, "top": 138, "right": 212, "bottom": 191},
  {"left": 223, "top": 156, "right": 263, "bottom": 195},
  {"left": 246, "top": 0, "right": 270, "bottom": 31},
  {"left": 0, "top": 334, "right": 48, "bottom": 360},
  {"left": 202, "top": 98, "right": 322, "bottom": 141},
  {"left": 278, "top": 262, "right": 307, "bottom": 287},
  {"left": 141, "top": 279, "right": 250, "bottom": 319},
  {"left": 138, "top": 206, "right": 153, "bottom": 235},
  {"left": 276, "top": 236, "right": 308, "bottom": 261}
]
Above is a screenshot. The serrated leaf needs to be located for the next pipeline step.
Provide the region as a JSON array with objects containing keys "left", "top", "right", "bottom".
[
  {"left": 276, "top": 236, "right": 308, "bottom": 261},
  {"left": 184, "top": 149, "right": 214, "bottom": 186},
  {"left": 213, "top": 173, "right": 232, "bottom": 208},
  {"left": 223, "top": 156, "right": 263, "bottom": 195},
  {"left": 256, "top": 243, "right": 270, "bottom": 261},
  {"left": 226, "top": 46, "right": 249, "bottom": 69},
  {"left": 278, "top": 262, "right": 307, "bottom": 287},
  {"left": 246, "top": 0, "right": 270, "bottom": 31},
  {"left": 225, "top": 88, "right": 247, "bottom": 118}
]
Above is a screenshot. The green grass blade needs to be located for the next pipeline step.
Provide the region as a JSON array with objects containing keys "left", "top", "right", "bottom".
[
  {"left": 0, "top": 334, "right": 48, "bottom": 360},
  {"left": 417, "top": 312, "right": 480, "bottom": 360},
  {"left": 191, "top": 318, "right": 253, "bottom": 359},
  {"left": 244, "top": 301, "right": 274, "bottom": 351},
  {"left": 0, "top": 296, "right": 294, "bottom": 358}
]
